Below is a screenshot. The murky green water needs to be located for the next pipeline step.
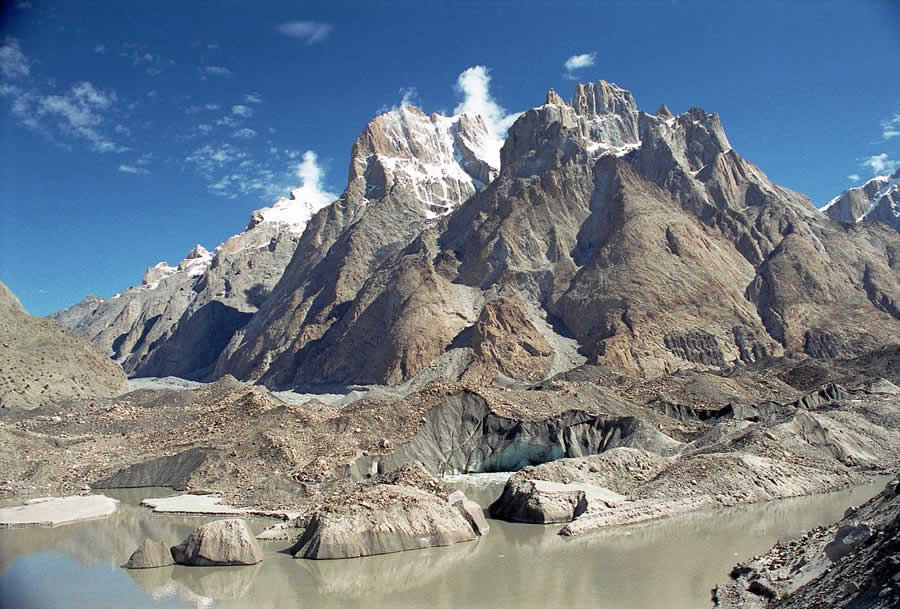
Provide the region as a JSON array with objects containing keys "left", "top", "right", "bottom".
[{"left": 0, "top": 479, "right": 888, "bottom": 609}]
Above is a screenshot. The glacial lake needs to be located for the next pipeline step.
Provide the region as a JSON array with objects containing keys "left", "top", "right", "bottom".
[{"left": 0, "top": 478, "right": 888, "bottom": 609}]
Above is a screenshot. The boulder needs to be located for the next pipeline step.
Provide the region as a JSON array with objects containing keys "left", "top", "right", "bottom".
[
  {"left": 290, "top": 484, "right": 478, "bottom": 559},
  {"left": 124, "top": 539, "right": 174, "bottom": 569},
  {"left": 490, "top": 478, "right": 588, "bottom": 524},
  {"left": 171, "top": 518, "right": 263, "bottom": 566},
  {"left": 824, "top": 522, "right": 873, "bottom": 562},
  {"left": 447, "top": 490, "right": 489, "bottom": 536}
]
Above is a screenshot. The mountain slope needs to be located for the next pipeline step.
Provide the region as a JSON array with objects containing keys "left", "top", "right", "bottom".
[
  {"left": 219, "top": 81, "right": 900, "bottom": 387},
  {"left": 51, "top": 189, "right": 327, "bottom": 379},
  {"left": 822, "top": 169, "right": 900, "bottom": 231},
  {"left": 213, "top": 106, "right": 502, "bottom": 382},
  {"left": 0, "top": 280, "right": 126, "bottom": 408}
]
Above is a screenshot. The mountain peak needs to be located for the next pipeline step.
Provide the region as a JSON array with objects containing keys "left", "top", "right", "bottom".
[{"left": 346, "top": 104, "right": 501, "bottom": 218}]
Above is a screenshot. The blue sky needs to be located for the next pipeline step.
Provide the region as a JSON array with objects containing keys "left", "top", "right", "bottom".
[{"left": 2, "top": 0, "right": 899, "bottom": 316}]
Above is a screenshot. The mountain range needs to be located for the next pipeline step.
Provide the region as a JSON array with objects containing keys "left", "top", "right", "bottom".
[{"left": 51, "top": 80, "right": 900, "bottom": 388}]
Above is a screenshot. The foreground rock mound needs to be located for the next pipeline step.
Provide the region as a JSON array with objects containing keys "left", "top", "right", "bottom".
[
  {"left": 125, "top": 539, "right": 174, "bottom": 569},
  {"left": 0, "top": 280, "right": 125, "bottom": 408},
  {"left": 289, "top": 484, "right": 482, "bottom": 559},
  {"left": 713, "top": 475, "right": 900, "bottom": 608},
  {"left": 171, "top": 518, "right": 263, "bottom": 566}
]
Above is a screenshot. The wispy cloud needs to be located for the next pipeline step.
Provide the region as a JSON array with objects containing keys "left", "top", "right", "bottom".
[
  {"left": 185, "top": 143, "right": 248, "bottom": 175},
  {"left": 119, "top": 164, "right": 149, "bottom": 175},
  {"left": 861, "top": 153, "right": 899, "bottom": 175},
  {"left": 277, "top": 21, "right": 332, "bottom": 44},
  {"left": 232, "top": 127, "right": 256, "bottom": 138},
  {"left": 94, "top": 43, "right": 105, "bottom": 54},
  {"left": 203, "top": 65, "right": 232, "bottom": 77},
  {"left": 243, "top": 93, "right": 262, "bottom": 104},
  {"left": 847, "top": 173, "right": 860, "bottom": 181},
  {"left": 0, "top": 38, "right": 30, "bottom": 80},
  {"left": 1, "top": 40, "right": 130, "bottom": 154},
  {"left": 231, "top": 104, "right": 253, "bottom": 117},
  {"left": 453, "top": 65, "right": 520, "bottom": 139},
  {"left": 882, "top": 113, "right": 900, "bottom": 140}
]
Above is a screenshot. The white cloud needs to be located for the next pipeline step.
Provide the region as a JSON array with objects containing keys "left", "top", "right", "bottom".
[
  {"left": 119, "top": 164, "right": 149, "bottom": 175},
  {"left": 861, "top": 153, "right": 899, "bottom": 175},
  {"left": 94, "top": 43, "right": 105, "bottom": 54},
  {"left": 114, "top": 124, "right": 131, "bottom": 136},
  {"left": 452, "top": 65, "right": 520, "bottom": 139},
  {"left": 185, "top": 143, "right": 247, "bottom": 175},
  {"left": 277, "top": 21, "right": 332, "bottom": 44},
  {"left": 882, "top": 113, "right": 900, "bottom": 140},
  {"left": 564, "top": 52, "right": 596, "bottom": 72},
  {"left": 847, "top": 173, "right": 860, "bottom": 181},
  {"left": 293, "top": 150, "right": 338, "bottom": 205},
  {"left": 34, "top": 82, "right": 125, "bottom": 152},
  {"left": 147, "top": 89, "right": 158, "bottom": 97},
  {"left": 243, "top": 93, "right": 262, "bottom": 104},
  {"left": 0, "top": 38, "right": 30, "bottom": 80},
  {"left": 232, "top": 127, "right": 257, "bottom": 138},
  {"left": 203, "top": 66, "right": 231, "bottom": 77},
  {"left": 231, "top": 104, "right": 253, "bottom": 117}
]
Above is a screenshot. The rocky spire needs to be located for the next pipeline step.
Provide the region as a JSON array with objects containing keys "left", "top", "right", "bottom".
[
  {"left": 544, "top": 88, "right": 566, "bottom": 107},
  {"left": 656, "top": 104, "right": 673, "bottom": 119}
]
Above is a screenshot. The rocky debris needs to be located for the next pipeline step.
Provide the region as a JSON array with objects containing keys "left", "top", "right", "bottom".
[
  {"left": 124, "top": 539, "right": 174, "bottom": 569},
  {"left": 489, "top": 387, "right": 900, "bottom": 535},
  {"left": 0, "top": 280, "right": 125, "bottom": 409},
  {"left": 713, "top": 474, "right": 900, "bottom": 609},
  {"left": 170, "top": 518, "right": 264, "bottom": 566},
  {"left": 0, "top": 495, "right": 118, "bottom": 528},
  {"left": 288, "top": 483, "right": 479, "bottom": 559},
  {"left": 1, "top": 353, "right": 898, "bottom": 523}
]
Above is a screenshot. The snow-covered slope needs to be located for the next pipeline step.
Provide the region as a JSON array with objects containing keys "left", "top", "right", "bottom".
[{"left": 822, "top": 170, "right": 900, "bottom": 230}]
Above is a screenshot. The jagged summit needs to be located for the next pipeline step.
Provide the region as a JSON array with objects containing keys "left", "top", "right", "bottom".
[
  {"left": 822, "top": 169, "right": 900, "bottom": 230},
  {"left": 212, "top": 78, "right": 899, "bottom": 388},
  {"left": 348, "top": 104, "right": 501, "bottom": 218},
  {"left": 55, "top": 78, "right": 900, "bottom": 387}
]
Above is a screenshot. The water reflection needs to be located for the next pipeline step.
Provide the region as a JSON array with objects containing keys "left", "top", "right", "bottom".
[{"left": 0, "top": 480, "right": 889, "bottom": 609}]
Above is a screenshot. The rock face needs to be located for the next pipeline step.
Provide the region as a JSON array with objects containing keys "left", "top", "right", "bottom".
[
  {"left": 0, "top": 280, "right": 126, "bottom": 408},
  {"left": 289, "top": 484, "right": 479, "bottom": 559},
  {"left": 213, "top": 79, "right": 900, "bottom": 387},
  {"left": 822, "top": 169, "right": 900, "bottom": 231},
  {"left": 447, "top": 490, "right": 490, "bottom": 536},
  {"left": 125, "top": 539, "right": 174, "bottom": 569},
  {"left": 214, "top": 105, "right": 502, "bottom": 386},
  {"left": 170, "top": 518, "right": 263, "bottom": 566}
]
